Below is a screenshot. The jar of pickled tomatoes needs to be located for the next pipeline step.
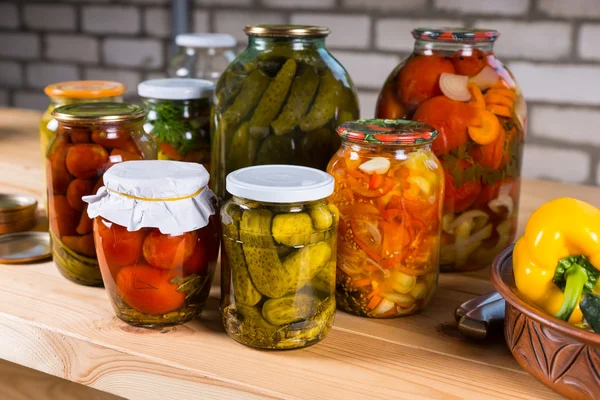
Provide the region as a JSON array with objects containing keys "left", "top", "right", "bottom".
[
  {"left": 84, "top": 160, "right": 220, "bottom": 327},
  {"left": 327, "top": 119, "right": 443, "bottom": 318},
  {"left": 48, "top": 103, "right": 156, "bottom": 286},
  {"left": 375, "top": 28, "right": 525, "bottom": 272}
]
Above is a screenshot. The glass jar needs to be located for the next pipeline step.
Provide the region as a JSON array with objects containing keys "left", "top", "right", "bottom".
[
  {"left": 169, "top": 33, "right": 237, "bottom": 83},
  {"left": 221, "top": 165, "right": 337, "bottom": 349},
  {"left": 48, "top": 103, "right": 156, "bottom": 286},
  {"left": 327, "top": 119, "right": 444, "bottom": 318},
  {"left": 84, "top": 160, "right": 220, "bottom": 327},
  {"left": 210, "top": 24, "right": 360, "bottom": 199},
  {"left": 41, "top": 81, "right": 126, "bottom": 175},
  {"left": 139, "top": 78, "right": 214, "bottom": 172},
  {"left": 375, "top": 28, "right": 525, "bottom": 272}
]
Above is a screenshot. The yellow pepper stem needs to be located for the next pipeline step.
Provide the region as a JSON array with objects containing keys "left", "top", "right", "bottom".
[{"left": 555, "top": 263, "right": 588, "bottom": 321}]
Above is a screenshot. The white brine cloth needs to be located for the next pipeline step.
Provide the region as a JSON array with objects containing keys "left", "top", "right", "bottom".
[{"left": 84, "top": 160, "right": 216, "bottom": 235}]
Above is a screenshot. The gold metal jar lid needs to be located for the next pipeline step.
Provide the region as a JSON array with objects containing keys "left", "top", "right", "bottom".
[
  {"left": 52, "top": 102, "right": 146, "bottom": 124},
  {"left": 244, "top": 24, "right": 330, "bottom": 37},
  {"left": 0, "top": 193, "right": 37, "bottom": 235}
]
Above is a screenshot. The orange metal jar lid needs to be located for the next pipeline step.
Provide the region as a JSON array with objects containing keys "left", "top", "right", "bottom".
[{"left": 44, "top": 80, "right": 126, "bottom": 99}]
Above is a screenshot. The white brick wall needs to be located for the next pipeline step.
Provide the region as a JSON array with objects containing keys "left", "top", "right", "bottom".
[
  {"left": 538, "top": 0, "right": 600, "bottom": 18},
  {"left": 82, "top": 6, "right": 141, "bottom": 34},
  {"left": 357, "top": 91, "right": 379, "bottom": 119},
  {"left": 46, "top": 35, "right": 99, "bottom": 64},
  {"left": 0, "top": 61, "right": 22, "bottom": 89},
  {"left": 474, "top": 21, "right": 571, "bottom": 60},
  {"left": 24, "top": 5, "right": 76, "bottom": 31},
  {"left": 26, "top": 63, "right": 79, "bottom": 89},
  {"left": 291, "top": 14, "right": 371, "bottom": 49},
  {"left": 578, "top": 25, "right": 600, "bottom": 61},
  {"left": 522, "top": 145, "right": 591, "bottom": 183},
  {"left": 262, "top": 0, "right": 336, "bottom": 8},
  {"left": 343, "top": 0, "right": 426, "bottom": 11},
  {"left": 530, "top": 105, "right": 600, "bottom": 146},
  {"left": 214, "top": 11, "right": 286, "bottom": 42},
  {"left": 144, "top": 8, "right": 170, "bottom": 38},
  {"left": 377, "top": 19, "right": 462, "bottom": 52},
  {"left": 0, "top": 33, "right": 40, "bottom": 60},
  {"left": 193, "top": 10, "right": 210, "bottom": 33},
  {"left": 0, "top": 89, "right": 8, "bottom": 107},
  {"left": 13, "top": 91, "right": 48, "bottom": 111},
  {"left": 435, "top": 0, "right": 530, "bottom": 16},
  {"left": 103, "top": 39, "right": 163, "bottom": 69},
  {"left": 333, "top": 51, "right": 399, "bottom": 89},
  {"left": 0, "top": 3, "right": 19, "bottom": 29}
]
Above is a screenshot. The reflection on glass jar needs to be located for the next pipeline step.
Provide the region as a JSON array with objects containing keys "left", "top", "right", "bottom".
[
  {"left": 210, "top": 24, "right": 360, "bottom": 199},
  {"left": 327, "top": 119, "right": 444, "bottom": 318},
  {"left": 220, "top": 165, "right": 337, "bottom": 349},
  {"left": 40, "top": 81, "right": 126, "bottom": 192},
  {"left": 85, "top": 161, "right": 220, "bottom": 327},
  {"left": 375, "top": 28, "right": 525, "bottom": 272},
  {"left": 139, "top": 78, "right": 214, "bottom": 172},
  {"left": 48, "top": 103, "right": 156, "bottom": 286}
]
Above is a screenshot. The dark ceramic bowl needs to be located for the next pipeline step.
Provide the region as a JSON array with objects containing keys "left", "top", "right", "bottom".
[{"left": 491, "top": 245, "right": 600, "bottom": 400}]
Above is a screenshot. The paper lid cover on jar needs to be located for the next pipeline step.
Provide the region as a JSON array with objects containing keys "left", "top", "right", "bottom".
[
  {"left": 226, "top": 165, "right": 334, "bottom": 203},
  {"left": 175, "top": 33, "right": 237, "bottom": 48},
  {"left": 138, "top": 78, "right": 215, "bottom": 100},
  {"left": 83, "top": 160, "right": 216, "bottom": 235}
]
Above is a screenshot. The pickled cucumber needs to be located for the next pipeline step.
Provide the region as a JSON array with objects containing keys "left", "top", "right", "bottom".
[
  {"left": 310, "top": 260, "right": 336, "bottom": 296},
  {"left": 271, "top": 67, "right": 320, "bottom": 136},
  {"left": 240, "top": 209, "right": 288, "bottom": 298},
  {"left": 222, "top": 69, "right": 270, "bottom": 130},
  {"left": 272, "top": 212, "right": 322, "bottom": 247},
  {"left": 235, "top": 304, "right": 280, "bottom": 343},
  {"left": 262, "top": 293, "right": 317, "bottom": 325},
  {"left": 226, "top": 122, "right": 260, "bottom": 173},
  {"left": 248, "top": 59, "right": 297, "bottom": 139},
  {"left": 310, "top": 203, "right": 333, "bottom": 230},
  {"left": 282, "top": 241, "right": 332, "bottom": 285},
  {"left": 223, "top": 221, "right": 262, "bottom": 306},
  {"left": 254, "top": 135, "right": 295, "bottom": 165},
  {"left": 299, "top": 71, "right": 341, "bottom": 132}
]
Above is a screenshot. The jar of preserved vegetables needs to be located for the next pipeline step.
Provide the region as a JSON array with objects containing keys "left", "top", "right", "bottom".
[
  {"left": 375, "top": 28, "right": 525, "bottom": 272},
  {"left": 327, "top": 119, "right": 444, "bottom": 318},
  {"left": 48, "top": 103, "right": 156, "bottom": 286},
  {"left": 41, "top": 81, "right": 126, "bottom": 187},
  {"left": 211, "top": 24, "right": 359, "bottom": 199},
  {"left": 169, "top": 33, "right": 237, "bottom": 83},
  {"left": 139, "top": 78, "right": 214, "bottom": 171},
  {"left": 84, "top": 160, "right": 220, "bottom": 327},
  {"left": 221, "top": 165, "right": 337, "bottom": 349}
]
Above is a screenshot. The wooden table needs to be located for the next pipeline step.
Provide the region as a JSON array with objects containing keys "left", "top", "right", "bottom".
[{"left": 1, "top": 107, "right": 588, "bottom": 399}]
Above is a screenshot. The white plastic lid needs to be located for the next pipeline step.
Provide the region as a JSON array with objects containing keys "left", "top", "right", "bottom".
[
  {"left": 84, "top": 160, "right": 216, "bottom": 234},
  {"left": 226, "top": 165, "right": 334, "bottom": 203},
  {"left": 138, "top": 78, "right": 214, "bottom": 100},
  {"left": 175, "top": 33, "right": 237, "bottom": 49}
]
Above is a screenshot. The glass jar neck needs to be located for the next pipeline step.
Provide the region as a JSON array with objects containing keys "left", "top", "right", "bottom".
[
  {"left": 413, "top": 39, "right": 494, "bottom": 55},
  {"left": 341, "top": 138, "right": 432, "bottom": 154},
  {"left": 143, "top": 98, "right": 209, "bottom": 117},
  {"left": 49, "top": 95, "right": 123, "bottom": 107},
  {"left": 247, "top": 35, "right": 326, "bottom": 51}
]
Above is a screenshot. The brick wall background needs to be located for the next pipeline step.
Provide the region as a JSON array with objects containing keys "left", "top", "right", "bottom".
[{"left": 1, "top": 0, "right": 600, "bottom": 185}]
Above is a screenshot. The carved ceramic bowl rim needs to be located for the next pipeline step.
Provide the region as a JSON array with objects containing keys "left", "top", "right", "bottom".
[{"left": 491, "top": 244, "right": 600, "bottom": 347}]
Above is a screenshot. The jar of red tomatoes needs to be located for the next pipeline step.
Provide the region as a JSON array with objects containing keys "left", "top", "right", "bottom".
[
  {"left": 48, "top": 103, "right": 156, "bottom": 286},
  {"left": 84, "top": 160, "right": 220, "bottom": 327},
  {"left": 327, "top": 119, "right": 443, "bottom": 318},
  {"left": 375, "top": 28, "right": 525, "bottom": 272}
]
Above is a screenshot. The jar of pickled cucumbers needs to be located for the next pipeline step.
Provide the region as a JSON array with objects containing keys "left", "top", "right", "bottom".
[
  {"left": 169, "top": 33, "right": 237, "bottom": 83},
  {"left": 84, "top": 160, "right": 219, "bottom": 327},
  {"left": 327, "top": 119, "right": 444, "bottom": 318},
  {"left": 375, "top": 28, "right": 525, "bottom": 272},
  {"left": 211, "top": 24, "right": 359, "bottom": 199},
  {"left": 139, "top": 78, "right": 214, "bottom": 171},
  {"left": 48, "top": 103, "right": 156, "bottom": 286},
  {"left": 41, "top": 81, "right": 126, "bottom": 176},
  {"left": 221, "top": 165, "right": 337, "bottom": 349}
]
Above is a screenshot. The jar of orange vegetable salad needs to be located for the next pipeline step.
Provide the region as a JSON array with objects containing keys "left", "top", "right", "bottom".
[
  {"left": 375, "top": 28, "right": 525, "bottom": 272},
  {"left": 327, "top": 119, "right": 444, "bottom": 318}
]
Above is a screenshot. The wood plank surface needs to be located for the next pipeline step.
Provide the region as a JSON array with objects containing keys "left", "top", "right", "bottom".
[{"left": 0, "top": 107, "right": 578, "bottom": 399}]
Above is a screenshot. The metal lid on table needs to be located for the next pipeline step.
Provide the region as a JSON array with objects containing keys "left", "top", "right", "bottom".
[
  {"left": 0, "top": 193, "right": 37, "bottom": 235},
  {"left": 0, "top": 232, "right": 51, "bottom": 264}
]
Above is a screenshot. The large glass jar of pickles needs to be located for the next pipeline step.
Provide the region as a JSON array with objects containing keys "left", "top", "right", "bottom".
[
  {"left": 139, "top": 78, "right": 214, "bottom": 172},
  {"left": 211, "top": 24, "right": 359, "bottom": 199},
  {"left": 84, "top": 161, "right": 220, "bottom": 327},
  {"left": 327, "top": 120, "right": 444, "bottom": 318},
  {"left": 221, "top": 165, "right": 337, "bottom": 349},
  {"left": 48, "top": 103, "right": 156, "bottom": 286},
  {"left": 375, "top": 28, "right": 525, "bottom": 272},
  {"left": 41, "top": 81, "right": 126, "bottom": 186}
]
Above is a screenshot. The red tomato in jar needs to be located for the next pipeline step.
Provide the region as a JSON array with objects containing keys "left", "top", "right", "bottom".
[
  {"left": 451, "top": 49, "right": 487, "bottom": 76},
  {"left": 116, "top": 264, "right": 185, "bottom": 315},
  {"left": 143, "top": 230, "right": 198, "bottom": 270},
  {"left": 397, "top": 55, "right": 456, "bottom": 112},
  {"left": 375, "top": 82, "right": 408, "bottom": 119},
  {"left": 443, "top": 160, "right": 482, "bottom": 213},
  {"left": 95, "top": 219, "right": 147, "bottom": 267},
  {"left": 413, "top": 96, "right": 476, "bottom": 156},
  {"left": 182, "top": 224, "right": 218, "bottom": 276}
]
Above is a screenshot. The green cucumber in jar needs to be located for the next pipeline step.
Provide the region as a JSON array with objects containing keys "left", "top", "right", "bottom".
[
  {"left": 248, "top": 59, "right": 297, "bottom": 139},
  {"left": 271, "top": 66, "right": 320, "bottom": 136},
  {"left": 221, "top": 69, "right": 270, "bottom": 130},
  {"left": 299, "top": 70, "right": 341, "bottom": 132}
]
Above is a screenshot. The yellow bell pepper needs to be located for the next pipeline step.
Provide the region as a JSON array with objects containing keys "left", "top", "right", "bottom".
[{"left": 513, "top": 197, "right": 600, "bottom": 324}]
